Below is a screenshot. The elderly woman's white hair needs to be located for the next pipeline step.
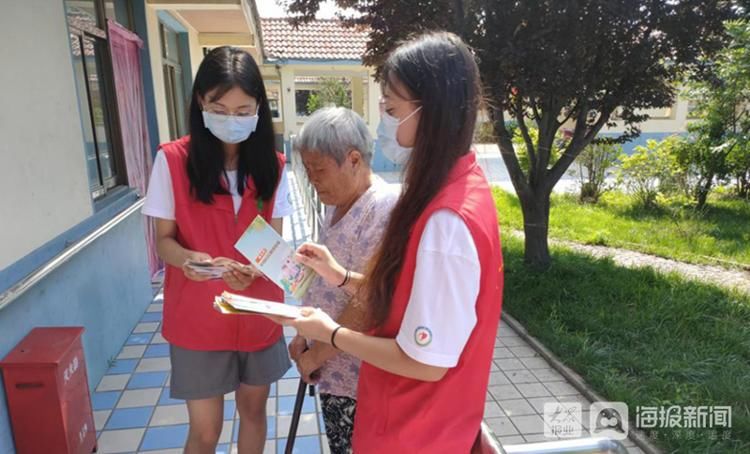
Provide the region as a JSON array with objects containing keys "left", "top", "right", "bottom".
[{"left": 294, "top": 107, "right": 373, "bottom": 165}]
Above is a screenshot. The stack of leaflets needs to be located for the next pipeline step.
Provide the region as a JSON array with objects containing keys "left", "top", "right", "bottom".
[
  {"left": 233, "top": 215, "right": 316, "bottom": 299},
  {"left": 214, "top": 292, "right": 301, "bottom": 319},
  {"left": 184, "top": 261, "right": 228, "bottom": 279}
]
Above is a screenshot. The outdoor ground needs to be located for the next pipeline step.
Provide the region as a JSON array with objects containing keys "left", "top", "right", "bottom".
[{"left": 89, "top": 170, "right": 647, "bottom": 453}]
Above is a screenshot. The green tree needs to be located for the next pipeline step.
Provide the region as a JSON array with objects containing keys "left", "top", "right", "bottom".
[
  {"left": 306, "top": 77, "right": 352, "bottom": 114},
  {"left": 570, "top": 142, "right": 621, "bottom": 204},
  {"left": 671, "top": 130, "right": 729, "bottom": 207},
  {"left": 285, "top": 0, "right": 733, "bottom": 267},
  {"left": 618, "top": 139, "right": 680, "bottom": 209},
  {"left": 727, "top": 137, "right": 750, "bottom": 198},
  {"left": 682, "top": 20, "right": 750, "bottom": 205}
]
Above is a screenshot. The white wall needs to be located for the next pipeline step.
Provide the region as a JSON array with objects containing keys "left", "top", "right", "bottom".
[
  {"left": 603, "top": 98, "right": 692, "bottom": 134},
  {"left": 0, "top": 0, "right": 93, "bottom": 269},
  {"left": 275, "top": 65, "right": 377, "bottom": 139}
]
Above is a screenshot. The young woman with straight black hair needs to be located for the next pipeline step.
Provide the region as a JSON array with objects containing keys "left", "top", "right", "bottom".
[{"left": 143, "top": 46, "right": 291, "bottom": 454}]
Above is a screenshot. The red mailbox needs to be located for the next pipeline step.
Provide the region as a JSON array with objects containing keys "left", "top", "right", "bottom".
[{"left": 0, "top": 327, "right": 96, "bottom": 454}]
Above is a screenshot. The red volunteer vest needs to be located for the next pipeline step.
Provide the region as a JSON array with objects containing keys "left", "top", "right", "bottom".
[
  {"left": 160, "top": 135, "right": 285, "bottom": 351},
  {"left": 353, "top": 152, "right": 504, "bottom": 453}
]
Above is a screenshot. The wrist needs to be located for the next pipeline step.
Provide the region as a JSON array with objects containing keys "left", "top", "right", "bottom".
[
  {"left": 311, "top": 340, "right": 338, "bottom": 362},
  {"left": 330, "top": 262, "right": 347, "bottom": 287},
  {"left": 331, "top": 325, "right": 344, "bottom": 349},
  {"left": 186, "top": 250, "right": 203, "bottom": 262}
]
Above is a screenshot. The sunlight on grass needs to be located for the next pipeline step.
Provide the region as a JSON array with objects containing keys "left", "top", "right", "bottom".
[
  {"left": 494, "top": 188, "right": 750, "bottom": 267},
  {"left": 501, "top": 235, "right": 750, "bottom": 452}
]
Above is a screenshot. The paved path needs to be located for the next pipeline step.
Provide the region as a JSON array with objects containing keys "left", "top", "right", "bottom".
[
  {"left": 507, "top": 230, "right": 750, "bottom": 295},
  {"left": 90, "top": 169, "right": 644, "bottom": 453}
]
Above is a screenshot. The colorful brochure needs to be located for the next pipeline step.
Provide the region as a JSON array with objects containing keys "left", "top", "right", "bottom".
[
  {"left": 234, "top": 215, "right": 316, "bottom": 299},
  {"left": 213, "top": 291, "right": 301, "bottom": 319}
]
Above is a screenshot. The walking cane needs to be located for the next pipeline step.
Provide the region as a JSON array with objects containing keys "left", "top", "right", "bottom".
[
  {"left": 285, "top": 379, "right": 315, "bottom": 454},
  {"left": 285, "top": 346, "right": 318, "bottom": 454}
]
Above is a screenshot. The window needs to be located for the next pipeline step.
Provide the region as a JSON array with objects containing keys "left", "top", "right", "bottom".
[
  {"left": 104, "top": 0, "right": 134, "bottom": 32},
  {"left": 160, "top": 22, "right": 189, "bottom": 140},
  {"left": 643, "top": 106, "right": 674, "bottom": 119},
  {"left": 65, "top": 0, "right": 125, "bottom": 200},
  {"left": 295, "top": 89, "right": 315, "bottom": 117},
  {"left": 265, "top": 81, "right": 282, "bottom": 121}
]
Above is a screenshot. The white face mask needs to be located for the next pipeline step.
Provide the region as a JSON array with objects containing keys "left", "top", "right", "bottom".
[
  {"left": 202, "top": 110, "right": 258, "bottom": 144},
  {"left": 377, "top": 106, "right": 422, "bottom": 165}
]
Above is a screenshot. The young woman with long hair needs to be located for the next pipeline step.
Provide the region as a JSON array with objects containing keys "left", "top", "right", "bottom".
[
  {"left": 275, "top": 32, "right": 504, "bottom": 453},
  {"left": 143, "top": 47, "right": 291, "bottom": 453}
]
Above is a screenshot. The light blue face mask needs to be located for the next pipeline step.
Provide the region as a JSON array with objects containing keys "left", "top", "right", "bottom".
[
  {"left": 377, "top": 107, "right": 422, "bottom": 165},
  {"left": 202, "top": 110, "right": 258, "bottom": 144}
]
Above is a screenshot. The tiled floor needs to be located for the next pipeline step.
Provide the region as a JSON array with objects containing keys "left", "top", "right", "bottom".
[{"left": 92, "top": 170, "right": 643, "bottom": 453}]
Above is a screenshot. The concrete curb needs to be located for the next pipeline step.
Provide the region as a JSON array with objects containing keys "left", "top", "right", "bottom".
[{"left": 500, "top": 312, "right": 664, "bottom": 454}]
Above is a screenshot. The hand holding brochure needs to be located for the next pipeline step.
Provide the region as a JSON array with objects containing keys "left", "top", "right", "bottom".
[
  {"left": 184, "top": 261, "right": 228, "bottom": 279},
  {"left": 234, "top": 215, "right": 316, "bottom": 298},
  {"left": 214, "top": 292, "right": 301, "bottom": 319}
]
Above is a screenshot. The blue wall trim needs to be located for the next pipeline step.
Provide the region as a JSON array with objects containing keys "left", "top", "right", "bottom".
[
  {"left": 266, "top": 58, "right": 362, "bottom": 66},
  {"left": 0, "top": 190, "right": 139, "bottom": 297},
  {"left": 178, "top": 33, "right": 194, "bottom": 101},
  {"left": 0, "top": 207, "right": 152, "bottom": 454},
  {"left": 157, "top": 10, "right": 188, "bottom": 33},
  {"left": 132, "top": 0, "right": 161, "bottom": 156},
  {"left": 601, "top": 131, "right": 685, "bottom": 154}
]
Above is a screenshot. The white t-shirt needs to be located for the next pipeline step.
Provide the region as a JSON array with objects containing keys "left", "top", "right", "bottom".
[
  {"left": 395, "top": 209, "right": 481, "bottom": 368},
  {"left": 142, "top": 150, "right": 293, "bottom": 220}
]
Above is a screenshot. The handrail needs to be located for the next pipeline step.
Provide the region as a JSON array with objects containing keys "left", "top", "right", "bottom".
[
  {"left": 502, "top": 438, "right": 629, "bottom": 454},
  {"left": 0, "top": 199, "right": 145, "bottom": 312},
  {"left": 289, "top": 134, "right": 325, "bottom": 241}
]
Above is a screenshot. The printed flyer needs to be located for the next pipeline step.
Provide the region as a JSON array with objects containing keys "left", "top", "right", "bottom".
[{"left": 234, "top": 215, "right": 316, "bottom": 299}]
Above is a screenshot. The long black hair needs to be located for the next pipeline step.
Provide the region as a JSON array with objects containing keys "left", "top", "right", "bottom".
[
  {"left": 187, "top": 46, "right": 279, "bottom": 204},
  {"left": 365, "top": 32, "right": 481, "bottom": 327}
]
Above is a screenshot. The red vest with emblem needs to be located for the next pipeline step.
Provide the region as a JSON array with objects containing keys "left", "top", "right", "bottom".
[
  {"left": 160, "top": 135, "right": 285, "bottom": 351},
  {"left": 353, "top": 152, "right": 504, "bottom": 453}
]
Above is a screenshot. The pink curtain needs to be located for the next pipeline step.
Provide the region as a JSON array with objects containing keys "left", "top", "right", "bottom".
[{"left": 108, "top": 20, "right": 161, "bottom": 278}]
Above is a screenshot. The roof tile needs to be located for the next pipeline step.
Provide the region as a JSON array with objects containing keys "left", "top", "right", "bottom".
[{"left": 260, "top": 18, "right": 369, "bottom": 61}]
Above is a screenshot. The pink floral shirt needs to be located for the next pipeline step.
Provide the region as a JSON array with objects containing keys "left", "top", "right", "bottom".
[{"left": 302, "top": 176, "right": 398, "bottom": 399}]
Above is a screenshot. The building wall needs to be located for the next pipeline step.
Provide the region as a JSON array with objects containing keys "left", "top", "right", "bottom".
[
  {"left": 274, "top": 63, "right": 375, "bottom": 137},
  {"left": 0, "top": 0, "right": 94, "bottom": 269},
  {"left": 0, "top": 201, "right": 152, "bottom": 454},
  {"left": 603, "top": 98, "right": 692, "bottom": 135},
  {"left": 0, "top": 2, "right": 158, "bottom": 451}
]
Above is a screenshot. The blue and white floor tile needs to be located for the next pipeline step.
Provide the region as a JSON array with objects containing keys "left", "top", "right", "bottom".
[{"left": 93, "top": 171, "right": 328, "bottom": 453}]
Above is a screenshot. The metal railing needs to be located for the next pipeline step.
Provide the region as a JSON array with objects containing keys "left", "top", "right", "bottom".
[
  {"left": 289, "top": 134, "right": 326, "bottom": 241},
  {"left": 0, "top": 199, "right": 145, "bottom": 312},
  {"left": 502, "top": 438, "right": 629, "bottom": 454},
  {"left": 476, "top": 422, "right": 630, "bottom": 454}
]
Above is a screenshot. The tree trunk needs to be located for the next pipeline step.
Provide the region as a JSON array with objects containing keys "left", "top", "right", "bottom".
[
  {"left": 518, "top": 192, "right": 551, "bottom": 268},
  {"left": 737, "top": 173, "right": 749, "bottom": 199},
  {"left": 695, "top": 174, "right": 713, "bottom": 209}
]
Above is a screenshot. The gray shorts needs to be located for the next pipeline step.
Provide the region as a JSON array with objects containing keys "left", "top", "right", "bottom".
[{"left": 169, "top": 337, "right": 291, "bottom": 400}]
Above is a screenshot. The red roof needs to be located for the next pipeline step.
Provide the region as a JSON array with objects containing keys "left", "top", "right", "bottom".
[{"left": 259, "top": 18, "right": 369, "bottom": 61}]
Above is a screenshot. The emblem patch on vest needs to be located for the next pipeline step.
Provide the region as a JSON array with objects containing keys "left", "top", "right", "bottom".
[{"left": 414, "top": 326, "right": 432, "bottom": 347}]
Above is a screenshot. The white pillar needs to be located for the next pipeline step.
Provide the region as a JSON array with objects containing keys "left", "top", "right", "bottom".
[
  {"left": 279, "top": 66, "right": 296, "bottom": 140},
  {"left": 351, "top": 75, "right": 364, "bottom": 116},
  {"left": 367, "top": 71, "right": 381, "bottom": 134}
]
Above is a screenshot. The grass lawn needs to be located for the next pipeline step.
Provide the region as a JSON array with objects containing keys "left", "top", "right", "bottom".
[
  {"left": 501, "top": 235, "right": 750, "bottom": 453},
  {"left": 493, "top": 189, "right": 750, "bottom": 267}
]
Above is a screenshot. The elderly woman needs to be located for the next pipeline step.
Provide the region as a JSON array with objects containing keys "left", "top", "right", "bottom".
[{"left": 288, "top": 107, "right": 398, "bottom": 454}]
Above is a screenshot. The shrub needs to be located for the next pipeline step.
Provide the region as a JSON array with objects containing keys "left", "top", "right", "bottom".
[{"left": 617, "top": 139, "right": 679, "bottom": 208}]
